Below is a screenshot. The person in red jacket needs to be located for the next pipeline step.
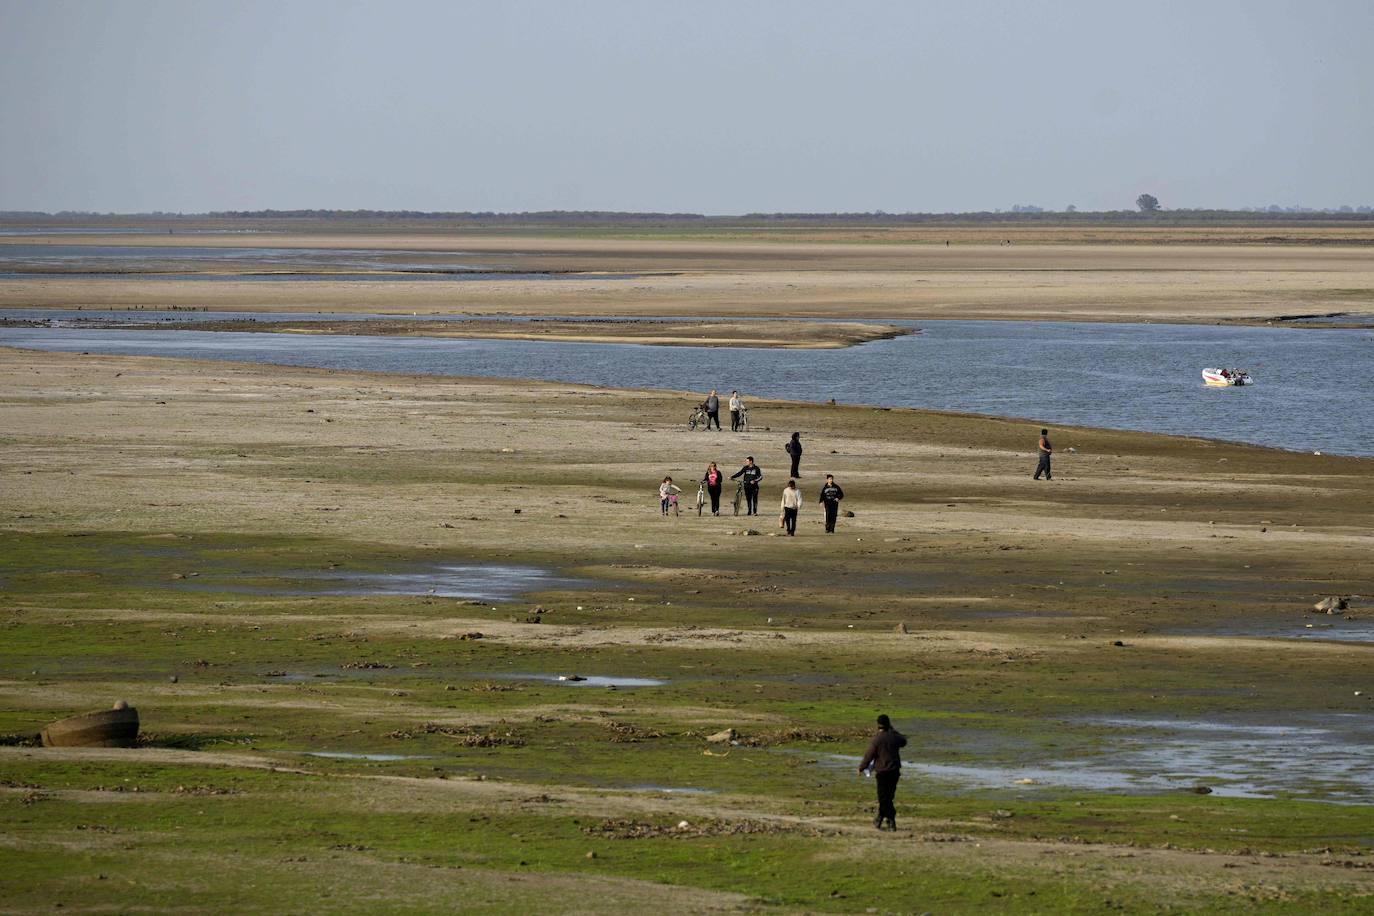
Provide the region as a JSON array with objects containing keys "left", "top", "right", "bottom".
[{"left": 858, "top": 714, "right": 908, "bottom": 830}]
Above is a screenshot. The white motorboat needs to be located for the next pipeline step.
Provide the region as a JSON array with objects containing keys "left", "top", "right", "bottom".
[{"left": 1202, "top": 368, "right": 1253, "bottom": 387}]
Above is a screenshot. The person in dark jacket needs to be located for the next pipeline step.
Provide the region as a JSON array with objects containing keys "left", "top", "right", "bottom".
[
  {"left": 818, "top": 474, "right": 844, "bottom": 533},
  {"left": 704, "top": 390, "right": 721, "bottom": 431},
  {"left": 702, "top": 461, "right": 723, "bottom": 515},
  {"left": 729, "top": 456, "right": 763, "bottom": 516},
  {"left": 858, "top": 714, "right": 907, "bottom": 830},
  {"left": 1033, "top": 428, "right": 1053, "bottom": 480},
  {"left": 785, "top": 432, "right": 803, "bottom": 477}
]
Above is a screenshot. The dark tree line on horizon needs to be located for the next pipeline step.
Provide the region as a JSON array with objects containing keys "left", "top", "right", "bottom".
[{"left": 3, "top": 207, "right": 1373, "bottom": 225}]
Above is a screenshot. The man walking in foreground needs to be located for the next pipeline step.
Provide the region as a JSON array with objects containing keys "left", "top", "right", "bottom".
[
  {"left": 1033, "top": 427, "right": 1053, "bottom": 480},
  {"left": 818, "top": 474, "right": 844, "bottom": 533},
  {"left": 858, "top": 714, "right": 907, "bottom": 830}
]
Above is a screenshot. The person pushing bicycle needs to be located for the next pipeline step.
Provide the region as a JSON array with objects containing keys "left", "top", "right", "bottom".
[{"left": 730, "top": 456, "right": 763, "bottom": 516}]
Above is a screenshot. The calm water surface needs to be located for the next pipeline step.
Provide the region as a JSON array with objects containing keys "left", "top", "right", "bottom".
[{"left": 3, "top": 318, "right": 1371, "bottom": 455}]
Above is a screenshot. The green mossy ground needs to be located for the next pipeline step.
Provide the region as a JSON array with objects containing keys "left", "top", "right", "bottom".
[{"left": 3, "top": 530, "right": 1372, "bottom": 913}]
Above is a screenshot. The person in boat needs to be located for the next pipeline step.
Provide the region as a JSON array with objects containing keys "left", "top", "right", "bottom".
[{"left": 1033, "top": 428, "right": 1053, "bottom": 480}]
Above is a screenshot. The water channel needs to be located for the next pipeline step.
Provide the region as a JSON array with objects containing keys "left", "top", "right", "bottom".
[{"left": 3, "top": 314, "right": 1371, "bottom": 455}]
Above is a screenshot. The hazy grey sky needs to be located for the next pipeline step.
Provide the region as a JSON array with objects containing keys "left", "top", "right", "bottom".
[{"left": 2, "top": 0, "right": 1370, "bottom": 213}]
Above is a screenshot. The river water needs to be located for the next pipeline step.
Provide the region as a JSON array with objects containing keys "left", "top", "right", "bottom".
[{"left": 2, "top": 316, "right": 1371, "bottom": 456}]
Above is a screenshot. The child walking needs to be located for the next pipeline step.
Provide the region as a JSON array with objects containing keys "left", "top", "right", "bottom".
[{"left": 659, "top": 476, "right": 682, "bottom": 517}]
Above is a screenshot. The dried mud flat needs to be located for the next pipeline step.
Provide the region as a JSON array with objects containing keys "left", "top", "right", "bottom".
[
  {"left": 2, "top": 306, "right": 1373, "bottom": 910},
  {"left": 5, "top": 225, "right": 1374, "bottom": 324}
]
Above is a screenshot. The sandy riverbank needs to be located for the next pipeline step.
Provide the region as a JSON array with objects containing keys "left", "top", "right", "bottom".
[{"left": 105, "top": 317, "right": 914, "bottom": 348}]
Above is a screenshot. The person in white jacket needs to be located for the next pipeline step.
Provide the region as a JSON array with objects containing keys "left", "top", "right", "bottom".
[
  {"left": 728, "top": 390, "right": 745, "bottom": 431},
  {"left": 780, "top": 479, "right": 802, "bottom": 536}
]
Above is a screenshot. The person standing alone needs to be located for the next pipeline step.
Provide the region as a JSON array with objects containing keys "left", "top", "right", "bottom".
[
  {"left": 704, "top": 390, "right": 721, "bottom": 431},
  {"left": 785, "top": 432, "right": 803, "bottom": 477},
  {"left": 780, "top": 479, "right": 802, "bottom": 536},
  {"left": 1033, "top": 428, "right": 1053, "bottom": 480},
  {"left": 818, "top": 474, "right": 844, "bottom": 533},
  {"left": 858, "top": 714, "right": 907, "bottom": 830}
]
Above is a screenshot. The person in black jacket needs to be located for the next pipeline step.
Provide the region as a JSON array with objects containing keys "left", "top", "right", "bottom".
[
  {"left": 729, "top": 456, "right": 763, "bottom": 516},
  {"left": 858, "top": 714, "right": 908, "bottom": 830},
  {"left": 818, "top": 475, "right": 845, "bottom": 533},
  {"left": 785, "top": 432, "right": 803, "bottom": 477},
  {"left": 704, "top": 390, "right": 721, "bottom": 431}
]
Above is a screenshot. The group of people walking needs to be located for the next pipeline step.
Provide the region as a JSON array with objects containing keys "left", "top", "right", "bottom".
[{"left": 658, "top": 437, "right": 846, "bottom": 535}]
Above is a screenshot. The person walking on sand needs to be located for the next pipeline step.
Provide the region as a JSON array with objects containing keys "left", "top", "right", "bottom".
[
  {"left": 702, "top": 461, "right": 723, "bottom": 516},
  {"left": 704, "top": 390, "right": 721, "bottom": 431},
  {"left": 1033, "top": 428, "right": 1053, "bottom": 480},
  {"left": 785, "top": 432, "right": 803, "bottom": 477},
  {"left": 818, "top": 474, "right": 845, "bottom": 533},
  {"left": 728, "top": 390, "right": 744, "bottom": 432},
  {"left": 730, "top": 456, "right": 763, "bottom": 516},
  {"left": 659, "top": 477, "right": 682, "bottom": 517},
  {"left": 780, "top": 479, "right": 802, "bottom": 536},
  {"left": 858, "top": 714, "right": 907, "bottom": 830}
]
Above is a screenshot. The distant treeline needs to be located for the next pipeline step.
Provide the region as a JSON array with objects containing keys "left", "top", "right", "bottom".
[{"left": 3, "top": 208, "right": 1374, "bottom": 226}]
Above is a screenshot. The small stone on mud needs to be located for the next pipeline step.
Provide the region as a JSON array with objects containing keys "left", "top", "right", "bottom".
[
  {"left": 706, "top": 728, "right": 737, "bottom": 744},
  {"left": 1191, "top": 785, "right": 1213, "bottom": 794},
  {"left": 843, "top": 510, "right": 855, "bottom": 518},
  {"left": 512, "top": 509, "right": 521, "bottom": 514},
  {"left": 585, "top": 851, "right": 596, "bottom": 859},
  {"left": 677, "top": 820, "right": 691, "bottom": 829},
  {"left": 895, "top": 622, "right": 908, "bottom": 634},
  {"left": 1112, "top": 640, "right": 1126, "bottom": 647}
]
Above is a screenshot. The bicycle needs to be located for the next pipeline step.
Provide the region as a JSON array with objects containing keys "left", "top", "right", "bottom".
[
  {"left": 736, "top": 406, "right": 749, "bottom": 432},
  {"left": 694, "top": 480, "right": 707, "bottom": 516},
  {"left": 732, "top": 480, "right": 745, "bottom": 516},
  {"left": 688, "top": 403, "right": 709, "bottom": 431}
]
